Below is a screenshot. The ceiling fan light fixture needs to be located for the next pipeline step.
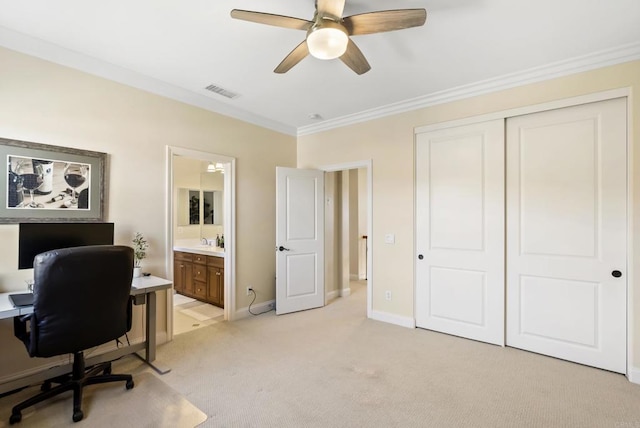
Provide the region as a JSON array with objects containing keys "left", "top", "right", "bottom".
[{"left": 307, "top": 21, "right": 348, "bottom": 60}]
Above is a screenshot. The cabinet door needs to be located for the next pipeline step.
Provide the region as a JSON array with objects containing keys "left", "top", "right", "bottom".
[
  {"left": 173, "top": 260, "right": 185, "bottom": 293},
  {"left": 207, "top": 266, "right": 223, "bottom": 307},
  {"left": 183, "top": 262, "right": 194, "bottom": 295}
]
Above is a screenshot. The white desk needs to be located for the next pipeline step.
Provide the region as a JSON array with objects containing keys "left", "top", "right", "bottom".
[{"left": 0, "top": 275, "right": 172, "bottom": 395}]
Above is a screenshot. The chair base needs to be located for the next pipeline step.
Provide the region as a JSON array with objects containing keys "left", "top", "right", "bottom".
[{"left": 9, "top": 351, "right": 134, "bottom": 424}]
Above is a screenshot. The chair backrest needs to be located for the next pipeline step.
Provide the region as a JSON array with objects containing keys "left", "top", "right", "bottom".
[{"left": 29, "top": 245, "right": 134, "bottom": 358}]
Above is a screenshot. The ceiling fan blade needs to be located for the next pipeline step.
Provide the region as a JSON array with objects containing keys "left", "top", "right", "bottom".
[
  {"left": 340, "top": 39, "right": 371, "bottom": 75},
  {"left": 274, "top": 40, "right": 310, "bottom": 74},
  {"left": 231, "top": 10, "right": 313, "bottom": 31},
  {"left": 343, "top": 9, "right": 427, "bottom": 35},
  {"left": 316, "top": 0, "right": 346, "bottom": 20}
]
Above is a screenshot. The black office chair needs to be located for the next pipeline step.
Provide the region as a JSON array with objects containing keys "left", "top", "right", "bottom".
[{"left": 10, "top": 245, "right": 136, "bottom": 424}]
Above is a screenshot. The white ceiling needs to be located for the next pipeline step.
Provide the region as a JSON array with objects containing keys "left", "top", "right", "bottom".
[{"left": 0, "top": 0, "right": 639, "bottom": 136}]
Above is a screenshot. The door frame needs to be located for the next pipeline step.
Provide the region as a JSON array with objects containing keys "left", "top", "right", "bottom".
[
  {"left": 318, "top": 160, "right": 373, "bottom": 319},
  {"left": 165, "top": 146, "right": 237, "bottom": 341},
  {"left": 414, "top": 87, "right": 634, "bottom": 379}
]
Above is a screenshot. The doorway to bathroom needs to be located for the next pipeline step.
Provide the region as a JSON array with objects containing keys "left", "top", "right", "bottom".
[{"left": 166, "top": 146, "right": 236, "bottom": 340}]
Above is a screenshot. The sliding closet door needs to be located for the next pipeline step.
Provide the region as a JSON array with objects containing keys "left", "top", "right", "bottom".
[
  {"left": 415, "top": 119, "right": 505, "bottom": 345},
  {"left": 506, "top": 98, "right": 627, "bottom": 373}
]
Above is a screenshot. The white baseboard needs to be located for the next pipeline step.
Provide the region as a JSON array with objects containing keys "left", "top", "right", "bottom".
[
  {"left": 340, "top": 287, "right": 351, "bottom": 297},
  {"left": 326, "top": 290, "right": 339, "bottom": 301},
  {"left": 349, "top": 274, "right": 360, "bottom": 281},
  {"left": 234, "top": 299, "right": 275, "bottom": 320},
  {"left": 370, "top": 310, "right": 416, "bottom": 329},
  {"left": 628, "top": 367, "right": 640, "bottom": 384},
  {"left": 156, "top": 331, "right": 168, "bottom": 346}
]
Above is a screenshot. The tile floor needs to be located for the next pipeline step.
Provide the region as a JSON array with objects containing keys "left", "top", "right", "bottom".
[{"left": 173, "top": 293, "right": 224, "bottom": 335}]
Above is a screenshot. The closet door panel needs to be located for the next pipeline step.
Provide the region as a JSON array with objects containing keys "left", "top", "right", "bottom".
[
  {"left": 506, "top": 98, "right": 627, "bottom": 373},
  {"left": 416, "top": 119, "right": 505, "bottom": 346}
]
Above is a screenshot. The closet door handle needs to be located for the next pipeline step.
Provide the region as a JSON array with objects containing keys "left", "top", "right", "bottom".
[
  {"left": 277, "top": 246, "right": 290, "bottom": 252},
  {"left": 612, "top": 270, "right": 622, "bottom": 278},
  {"left": 418, "top": 254, "right": 424, "bottom": 260}
]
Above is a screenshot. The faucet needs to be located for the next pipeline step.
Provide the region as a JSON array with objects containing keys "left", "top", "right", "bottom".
[{"left": 201, "top": 237, "right": 208, "bottom": 245}]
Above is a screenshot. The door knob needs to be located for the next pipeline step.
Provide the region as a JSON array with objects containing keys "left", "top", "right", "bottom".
[
  {"left": 278, "top": 246, "right": 290, "bottom": 252},
  {"left": 612, "top": 270, "right": 622, "bottom": 278},
  {"left": 418, "top": 254, "right": 424, "bottom": 260}
]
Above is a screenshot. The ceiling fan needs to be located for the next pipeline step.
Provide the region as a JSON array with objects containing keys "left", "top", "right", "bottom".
[{"left": 230, "top": 0, "right": 427, "bottom": 75}]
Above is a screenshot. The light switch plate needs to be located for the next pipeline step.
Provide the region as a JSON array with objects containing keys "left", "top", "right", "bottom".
[{"left": 384, "top": 234, "right": 395, "bottom": 244}]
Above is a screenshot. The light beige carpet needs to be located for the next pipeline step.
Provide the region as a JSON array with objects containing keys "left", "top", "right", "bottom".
[
  {"left": 0, "top": 372, "right": 206, "bottom": 428},
  {"left": 155, "top": 281, "right": 640, "bottom": 427}
]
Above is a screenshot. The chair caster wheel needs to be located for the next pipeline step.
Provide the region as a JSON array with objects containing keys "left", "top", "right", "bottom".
[
  {"left": 73, "top": 410, "right": 84, "bottom": 422},
  {"left": 126, "top": 379, "right": 134, "bottom": 390},
  {"left": 9, "top": 412, "right": 22, "bottom": 424}
]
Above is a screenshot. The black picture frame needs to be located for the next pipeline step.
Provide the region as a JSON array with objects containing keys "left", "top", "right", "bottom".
[{"left": 0, "top": 137, "right": 106, "bottom": 223}]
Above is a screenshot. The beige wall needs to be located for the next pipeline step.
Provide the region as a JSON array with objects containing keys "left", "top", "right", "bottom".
[
  {"left": 0, "top": 46, "right": 296, "bottom": 381},
  {"left": 298, "top": 60, "right": 640, "bottom": 367}
]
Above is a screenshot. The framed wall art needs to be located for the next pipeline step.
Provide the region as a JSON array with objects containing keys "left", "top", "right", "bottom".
[{"left": 0, "top": 137, "right": 106, "bottom": 223}]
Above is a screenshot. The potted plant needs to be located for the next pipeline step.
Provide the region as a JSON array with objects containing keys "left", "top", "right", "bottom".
[{"left": 132, "top": 232, "right": 149, "bottom": 278}]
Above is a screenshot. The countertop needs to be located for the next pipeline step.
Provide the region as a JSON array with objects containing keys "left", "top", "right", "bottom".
[{"left": 173, "top": 240, "right": 225, "bottom": 257}]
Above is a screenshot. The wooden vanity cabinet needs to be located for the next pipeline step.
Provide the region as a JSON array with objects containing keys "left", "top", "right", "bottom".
[{"left": 173, "top": 251, "right": 224, "bottom": 307}]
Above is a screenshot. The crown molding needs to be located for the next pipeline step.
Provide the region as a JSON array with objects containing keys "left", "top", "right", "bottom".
[
  {"left": 2, "top": 24, "right": 638, "bottom": 139},
  {"left": 297, "top": 41, "right": 640, "bottom": 136},
  {"left": 0, "top": 26, "right": 297, "bottom": 136}
]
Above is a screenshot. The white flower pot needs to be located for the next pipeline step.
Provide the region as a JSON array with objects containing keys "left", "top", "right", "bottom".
[{"left": 133, "top": 267, "right": 142, "bottom": 278}]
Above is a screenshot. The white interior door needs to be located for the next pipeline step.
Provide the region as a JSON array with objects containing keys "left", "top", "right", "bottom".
[
  {"left": 415, "top": 119, "right": 505, "bottom": 345},
  {"left": 506, "top": 98, "right": 627, "bottom": 373},
  {"left": 276, "top": 167, "right": 325, "bottom": 315}
]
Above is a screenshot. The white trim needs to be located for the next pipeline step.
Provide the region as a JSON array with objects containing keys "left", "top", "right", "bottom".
[
  {"left": 299, "top": 42, "right": 640, "bottom": 136},
  {"left": 415, "top": 88, "right": 632, "bottom": 134},
  {"left": 626, "top": 92, "right": 635, "bottom": 379},
  {"left": 2, "top": 23, "right": 636, "bottom": 137},
  {"left": 235, "top": 300, "right": 275, "bottom": 320},
  {"left": 371, "top": 311, "right": 416, "bottom": 329},
  {"left": 340, "top": 287, "right": 351, "bottom": 297},
  {"left": 156, "top": 331, "right": 168, "bottom": 346},
  {"left": 166, "top": 146, "right": 237, "bottom": 340},
  {"left": 628, "top": 367, "right": 640, "bottom": 385},
  {"left": 0, "top": 26, "right": 296, "bottom": 136},
  {"left": 326, "top": 289, "right": 340, "bottom": 301},
  {"left": 318, "top": 159, "right": 373, "bottom": 319}
]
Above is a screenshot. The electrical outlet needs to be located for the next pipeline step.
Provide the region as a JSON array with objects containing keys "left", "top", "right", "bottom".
[
  {"left": 385, "top": 291, "right": 392, "bottom": 301},
  {"left": 247, "top": 287, "right": 253, "bottom": 296}
]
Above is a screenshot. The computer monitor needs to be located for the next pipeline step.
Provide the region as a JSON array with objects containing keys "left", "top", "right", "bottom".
[{"left": 18, "top": 222, "right": 115, "bottom": 269}]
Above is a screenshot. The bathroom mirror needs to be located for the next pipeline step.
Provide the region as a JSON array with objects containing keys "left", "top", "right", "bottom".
[
  {"left": 177, "top": 188, "right": 201, "bottom": 226},
  {"left": 178, "top": 188, "right": 223, "bottom": 226},
  {"left": 202, "top": 190, "right": 223, "bottom": 225}
]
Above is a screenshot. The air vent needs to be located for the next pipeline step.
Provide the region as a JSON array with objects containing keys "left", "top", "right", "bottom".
[{"left": 204, "top": 84, "right": 240, "bottom": 99}]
